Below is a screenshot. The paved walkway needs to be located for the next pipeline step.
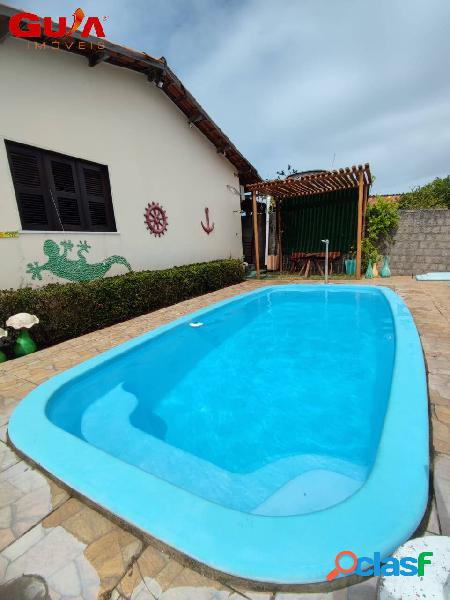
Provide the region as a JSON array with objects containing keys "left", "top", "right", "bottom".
[{"left": 0, "top": 277, "right": 448, "bottom": 600}]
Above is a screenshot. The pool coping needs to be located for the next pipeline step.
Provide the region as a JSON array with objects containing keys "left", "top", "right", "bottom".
[{"left": 7, "top": 284, "right": 430, "bottom": 587}]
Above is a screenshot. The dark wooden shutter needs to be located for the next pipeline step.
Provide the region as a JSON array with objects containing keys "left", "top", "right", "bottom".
[
  {"left": 6, "top": 143, "right": 52, "bottom": 230},
  {"left": 6, "top": 141, "right": 116, "bottom": 232},
  {"left": 46, "top": 157, "right": 84, "bottom": 230},
  {"left": 78, "top": 163, "right": 116, "bottom": 231}
]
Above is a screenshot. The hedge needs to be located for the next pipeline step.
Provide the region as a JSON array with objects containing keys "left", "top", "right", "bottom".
[{"left": 0, "top": 258, "right": 244, "bottom": 349}]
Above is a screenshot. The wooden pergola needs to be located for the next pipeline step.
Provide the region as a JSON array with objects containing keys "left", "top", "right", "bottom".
[{"left": 246, "top": 163, "right": 372, "bottom": 279}]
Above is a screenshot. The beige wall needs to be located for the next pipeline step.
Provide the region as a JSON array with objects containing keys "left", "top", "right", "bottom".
[{"left": 0, "top": 37, "right": 243, "bottom": 289}]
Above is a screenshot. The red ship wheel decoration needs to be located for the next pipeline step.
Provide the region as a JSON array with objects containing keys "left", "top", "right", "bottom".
[{"left": 144, "top": 202, "right": 168, "bottom": 237}]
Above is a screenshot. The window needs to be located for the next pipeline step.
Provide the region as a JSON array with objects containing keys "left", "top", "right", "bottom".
[{"left": 5, "top": 141, "right": 116, "bottom": 232}]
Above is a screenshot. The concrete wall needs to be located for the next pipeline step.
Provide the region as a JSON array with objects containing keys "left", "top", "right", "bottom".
[
  {"left": 389, "top": 209, "right": 450, "bottom": 275},
  {"left": 0, "top": 38, "right": 243, "bottom": 289}
]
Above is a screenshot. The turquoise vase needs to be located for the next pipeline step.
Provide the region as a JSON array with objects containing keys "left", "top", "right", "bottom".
[
  {"left": 345, "top": 258, "right": 356, "bottom": 276},
  {"left": 0, "top": 350, "right": 7, "bottom": 363},
  {"left": 365, "top": 260, "right": 374, "bottom": 279},
  {"left": 13, "top": 330, "right": 37, "bottom": 357},
  {"left": 381, "top": 256, "right": 391, "bottom": 278}
]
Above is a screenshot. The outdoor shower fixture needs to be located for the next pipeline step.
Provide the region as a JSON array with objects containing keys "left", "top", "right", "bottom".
[{"left": 321, "top": 239, "right": 329, "bottom": 284}]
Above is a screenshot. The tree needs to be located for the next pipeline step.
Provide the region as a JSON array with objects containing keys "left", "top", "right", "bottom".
[
  {"left": 399, "top": 176, "right": 450, "bottom": 209},
  {"left": 276, "top": 164, "right": 299, "bottom": 179}
]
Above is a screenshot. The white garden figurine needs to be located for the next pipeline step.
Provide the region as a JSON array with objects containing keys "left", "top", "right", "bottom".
[
  {"left": 6, "top": 313, "right": 39, "bottom": 357},
  {"left": 6, "top": 313, "right": 39, "bottom": 329},
  {"left": 0, "top": 328, "right": 7, "bottom": 339}
]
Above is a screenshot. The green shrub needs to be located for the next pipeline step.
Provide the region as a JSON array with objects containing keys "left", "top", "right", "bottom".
[
  {"left": 362, "top": 197, "right": 400, "bottom": 269},
  {"left": 0, "top": 259, "right": 244, "bottom": 349},
  {"left": 399, "top": 176, "right": 450, "bottom": 209}
]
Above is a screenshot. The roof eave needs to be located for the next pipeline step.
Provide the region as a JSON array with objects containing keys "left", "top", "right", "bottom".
[{"left": 0, "top": 4, "right": 261, "bottom": 185}]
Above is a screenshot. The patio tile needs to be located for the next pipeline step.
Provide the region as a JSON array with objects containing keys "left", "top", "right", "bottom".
[
  {"left": 163, "top": 565, "right": 230, "bottom": 592},
  {"left": 0, "top": 379, "right": 36, "bottom": 426},
  {"left": 111, "top": 544, "right": 170, "bottom": 599},
  {"left": 346, "top": 577, "right": 378, "bottom": 600},
  {"left": 435, "top": 404, "right": 450, "bottom": 424},
  {"left": 0, "top": 458, "right": 69, "bottom": 552},
  {"left": 229, "top": 592, "right": 273, "bottom": 600},
  {"left": 432, "top": 420, "right": 450, "bottom": 454},
  {"left": 0, "top": 441, "right": 20, "bottom": 472},
  {"left": 111, "top": 544, "right": 243, "bottom": 600},
  {"left": 428, "top": 358, "right": 450, "bottom": 374},
  {"left": 275, "top": 590, "right": 348, "bottom": 599},
  {"left": 424, "top": 497, "right": 441, "bottom": 535},
  {"left": 434, "top": 453, "right": 450, "bottom": 535},
  {"left": 0, "top": 498, "right": 142, "bottom": 600},
  {"left": 21, "top": 370, "right": 57, "bottom": 386},
  {"left": 428, "top": 373, "right": 450, "bottom": 406},
  {"left": 435, "top": 453, "right": 450, "bottom": 480}
]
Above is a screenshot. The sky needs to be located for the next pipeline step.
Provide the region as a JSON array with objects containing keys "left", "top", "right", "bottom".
[{"left": 6, "top": 0, "right": 450, "bottom": 193}]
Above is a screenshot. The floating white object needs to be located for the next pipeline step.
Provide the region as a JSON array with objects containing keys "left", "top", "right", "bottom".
[
  {"left": 378, "top": 536, "right": 450, "bottom": 600},
  {"left": 189, "top": 322, "right": 204, "bottom": 328}
]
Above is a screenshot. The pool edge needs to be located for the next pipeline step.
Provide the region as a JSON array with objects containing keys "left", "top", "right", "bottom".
[{"left": 7, "top": 284, "right": 430, "bottom": 586}]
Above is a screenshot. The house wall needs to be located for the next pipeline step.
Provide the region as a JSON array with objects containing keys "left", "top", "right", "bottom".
[
  {"left": 0, "top": 37, "right": 243, "bottom": 290},
  {"left": 389, "top": 209, "right": 450, "bottom": 275}
]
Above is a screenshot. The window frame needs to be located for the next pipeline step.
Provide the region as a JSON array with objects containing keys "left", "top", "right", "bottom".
[{"left": 5, "top": 140, "right": 117, "bottom": 233}]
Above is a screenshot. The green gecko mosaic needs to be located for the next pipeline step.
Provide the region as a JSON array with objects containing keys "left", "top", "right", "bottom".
[{"left": 27, "top": 240, "right": 132, "bottom": 282}]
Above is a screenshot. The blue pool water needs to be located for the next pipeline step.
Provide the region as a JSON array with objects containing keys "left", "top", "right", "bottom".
[
  {"left": 10, "top": 285, "right": 428, "bottom": 583},
  {"left": 47, "top": 287, "right": 394, "bottom": 516}
]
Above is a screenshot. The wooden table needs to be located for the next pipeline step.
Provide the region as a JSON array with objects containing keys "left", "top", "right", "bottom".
[{"left": 289, "top": 252, "right": 341, "bottom": 276}]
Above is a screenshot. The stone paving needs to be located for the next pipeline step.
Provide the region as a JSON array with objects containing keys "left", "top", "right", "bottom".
[
  {"left": 0, "top": 277, "right": 448, "bottom": 599},
  {"left": 0, "top": 458, "right": 69, "bottom": 552}
]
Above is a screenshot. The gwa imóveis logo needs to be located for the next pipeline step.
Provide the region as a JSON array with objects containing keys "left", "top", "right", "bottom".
[
  {"left": 327, "top": 550, "right": 433, "bottom": 581},
  {"left": 9, "top": 8, "right": 106, "bottom": 39}
]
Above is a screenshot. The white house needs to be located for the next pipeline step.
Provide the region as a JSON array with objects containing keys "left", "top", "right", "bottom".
[{"left": 0, "top": 4, "right": 260, "bottom": 289}]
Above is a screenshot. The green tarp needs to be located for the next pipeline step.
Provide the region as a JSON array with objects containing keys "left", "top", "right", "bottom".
[{"left": 281, "top": 188, "right": 358, "bottom": 255}]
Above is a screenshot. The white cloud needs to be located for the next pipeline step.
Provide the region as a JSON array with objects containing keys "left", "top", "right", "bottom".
[{"left": 8, "top": 0, "right": 450, "bottom": 193}]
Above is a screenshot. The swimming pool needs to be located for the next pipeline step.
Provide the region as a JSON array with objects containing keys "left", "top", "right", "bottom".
[{"left": 9, "top": 285, "right": 429, "bottom": 584}]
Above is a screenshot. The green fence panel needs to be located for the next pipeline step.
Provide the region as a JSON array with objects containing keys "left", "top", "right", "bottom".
[{"left": 281, "top": 188, "right": 358, "bottom": 255}]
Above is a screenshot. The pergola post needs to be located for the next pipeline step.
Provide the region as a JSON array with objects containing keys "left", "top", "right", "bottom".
[
  {"left": 355, "top": 170, "right": 364, "bottom": 279},
  {"left": 276, "top": 199, "right": 282, "bottom": 273},
  {"left": 361, "top": 182, "right": 369, "bottom": 242},
  {"left": 251, "top": 189, "right": 260, "bottom": 278}
]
